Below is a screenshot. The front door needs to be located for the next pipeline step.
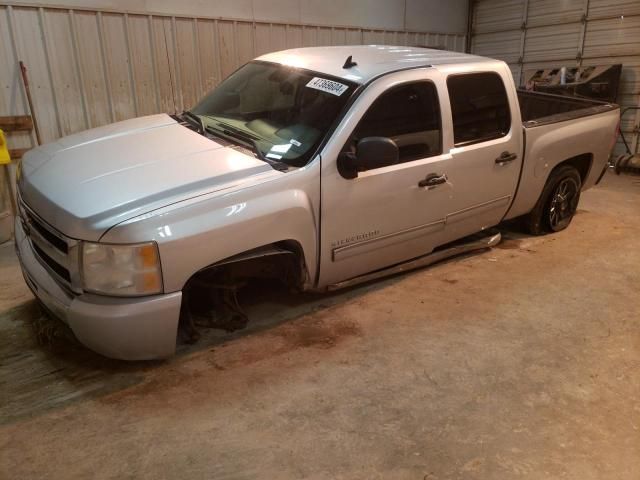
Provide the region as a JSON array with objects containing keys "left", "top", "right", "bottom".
[{"left": 318, "top": 74, "right": 452, "bottom": 287}]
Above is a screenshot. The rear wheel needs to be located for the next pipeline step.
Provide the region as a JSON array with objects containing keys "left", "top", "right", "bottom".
[{"left": 525, "top": 165, "right": 582, "bottom": 235}]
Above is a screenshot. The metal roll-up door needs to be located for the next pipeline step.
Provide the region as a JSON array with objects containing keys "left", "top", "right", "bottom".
[{"left": 471, "top": 0, "right": 640, "bottom": 157}]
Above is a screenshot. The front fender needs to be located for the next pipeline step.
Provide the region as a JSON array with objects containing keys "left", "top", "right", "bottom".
[{"left": 101, "top": 184, "right": 318, "bottom": 293}]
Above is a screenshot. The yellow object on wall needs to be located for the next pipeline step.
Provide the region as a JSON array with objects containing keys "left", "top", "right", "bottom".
[{"left": 0, "top": 129, "right": 10, "bottom": 165}]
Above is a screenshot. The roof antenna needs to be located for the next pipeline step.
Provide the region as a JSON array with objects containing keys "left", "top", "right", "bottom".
[{"left": 342, "top": 55, "right": 357, "bottom": 69}]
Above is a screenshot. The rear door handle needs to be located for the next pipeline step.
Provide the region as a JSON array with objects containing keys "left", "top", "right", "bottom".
[
  {"left": 419, "top": 173, "right": 447, "bottom": 188},
  {"left": 495, "top": 151, "right": 518, "bottom": 164}
]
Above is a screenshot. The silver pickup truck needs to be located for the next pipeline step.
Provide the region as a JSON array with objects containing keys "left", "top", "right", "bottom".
[{"left": 15, "top": 46, "right": 619, "bottom": 360}]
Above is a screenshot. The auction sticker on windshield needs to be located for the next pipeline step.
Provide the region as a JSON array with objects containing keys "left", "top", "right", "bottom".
[{"left": 306, "top": 77, "right": 349, "bottom": 96}]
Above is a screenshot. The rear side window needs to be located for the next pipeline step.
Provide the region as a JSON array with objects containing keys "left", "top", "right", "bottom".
[
  {"left": 447, "top": 72, "right": 511, "bottom": 146},
  {"left": 354, "top": 81, "right": 442, "bottom": 162}
]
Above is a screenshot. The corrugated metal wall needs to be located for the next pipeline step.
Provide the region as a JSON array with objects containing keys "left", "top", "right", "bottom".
[
  {"left": 0, "top": 3, "right": 467, "bottom": 150},
  {"left": 470, "top": 0, "right": 640, "bottom": 157},
  {"left": 0, "top": 3, "right": 466, "bottom": 218}
]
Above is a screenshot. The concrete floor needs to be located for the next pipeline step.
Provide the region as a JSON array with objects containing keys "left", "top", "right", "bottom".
[{"left": 1, "top": 173, "right": 639, "bottom": 479}]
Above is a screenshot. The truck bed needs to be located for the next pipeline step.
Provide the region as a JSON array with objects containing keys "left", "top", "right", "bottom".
[
  {"left": 505, "top": 90, "right": 620, "bottom": 222},
  {"left": 518, "top": 90, "right": 618, "bottom": 128}
]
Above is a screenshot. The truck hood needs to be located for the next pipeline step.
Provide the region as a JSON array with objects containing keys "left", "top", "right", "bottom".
[{"left": 18, "top": 114, "right": 277, "bottom": 240}]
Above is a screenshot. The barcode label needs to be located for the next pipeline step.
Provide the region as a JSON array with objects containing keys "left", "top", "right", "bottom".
[{"left": 306, "top": 77, "right": 349, "bottom": 96}]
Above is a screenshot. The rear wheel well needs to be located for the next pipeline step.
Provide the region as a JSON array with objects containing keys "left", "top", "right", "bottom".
[
  {"left": 525, "top": 163, "right": 583, "bottom": 235},
  {"left": 556, "top": 153, "right": 592, "bottom": 186}
]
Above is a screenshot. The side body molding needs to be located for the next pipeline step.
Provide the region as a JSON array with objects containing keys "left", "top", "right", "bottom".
[{"left": 331, "top": 195, "right": 511, "bottom": 263}]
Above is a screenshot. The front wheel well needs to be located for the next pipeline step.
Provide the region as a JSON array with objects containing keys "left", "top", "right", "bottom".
[
  {"left": 177, "top": 241, "right": 308, "bottom": 343},
  {"left": 183, "top": 240, "right": 308, "bottom": 292}
]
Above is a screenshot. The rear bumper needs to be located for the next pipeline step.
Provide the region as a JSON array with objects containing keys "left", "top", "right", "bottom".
[{"left": 15, "top": 217, "right": 182, "bottom": 360}]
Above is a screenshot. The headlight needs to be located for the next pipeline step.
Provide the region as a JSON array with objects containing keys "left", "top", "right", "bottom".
[{"left": 81, "top": 241, "right": 163, "bottom": 296}]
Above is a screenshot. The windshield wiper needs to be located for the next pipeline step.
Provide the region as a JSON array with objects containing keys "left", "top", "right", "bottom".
[
  {"left": 215, "top": 120, "right": 260, "bottom": 141},
  {"left": 181, "top": 110, "right": 205, "bottom": 134},
  {"left": 204, "top": 125, "right": 288, "bottom": 172},
  {"left": 210, "top": 121, "right": 288, "bottom": 170}
]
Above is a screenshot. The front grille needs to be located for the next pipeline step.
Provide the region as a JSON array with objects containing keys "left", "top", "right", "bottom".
[
  {"left": 18, "top": 194, "right": 81, "bottom": 294},
  {"left": 32, "top": 242, "right": 71, "bottom": 282},
  {"left": 26, "top": 211, "right": 69, "bottom": 253}
]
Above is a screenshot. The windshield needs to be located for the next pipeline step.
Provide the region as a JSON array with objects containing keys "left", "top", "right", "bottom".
[{"left": 190, "top": 61, "right": 357, "bottom": 167}]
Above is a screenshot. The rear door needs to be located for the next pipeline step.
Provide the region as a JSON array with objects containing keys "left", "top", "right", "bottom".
[{"left": 438, "top": 67, "right": 523, "bottom": 241}]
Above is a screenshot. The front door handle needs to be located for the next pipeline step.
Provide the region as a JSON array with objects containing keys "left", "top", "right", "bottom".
[
  {"left": 495, "top": 151, "right": 518, "bottom": 164},
  {"left": 419, "top": 173, "right": 447, "bottom": 188}
]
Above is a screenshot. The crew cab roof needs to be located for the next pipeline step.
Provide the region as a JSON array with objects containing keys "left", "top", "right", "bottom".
[{"left": 256, "top": 45, "right": 496, "bottom": 84}]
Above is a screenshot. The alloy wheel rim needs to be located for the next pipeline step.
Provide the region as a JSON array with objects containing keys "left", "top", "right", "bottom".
[{"left": 549, "top": 178, "right": 578, "bottom": 230}]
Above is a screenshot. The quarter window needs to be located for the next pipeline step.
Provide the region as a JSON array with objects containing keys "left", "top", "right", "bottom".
[
  {"left": 447, "top": 72, "right": 511, "bottom": 146},
  {"left": 353, "top": 81, "right": 442, "bottom": 163}
]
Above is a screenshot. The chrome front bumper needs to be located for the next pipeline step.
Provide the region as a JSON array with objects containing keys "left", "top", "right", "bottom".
[{"left": 15, "top": 217, "right": 182, "bottom": 360}]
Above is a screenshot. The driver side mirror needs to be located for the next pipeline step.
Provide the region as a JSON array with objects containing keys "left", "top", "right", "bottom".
[{"left": 337, "top": 137, "right": 400, "bottom": 179}]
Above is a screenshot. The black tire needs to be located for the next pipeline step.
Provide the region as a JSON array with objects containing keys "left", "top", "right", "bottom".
[{"left": 525, "top": 165, "right": 582, "bottom": 235}]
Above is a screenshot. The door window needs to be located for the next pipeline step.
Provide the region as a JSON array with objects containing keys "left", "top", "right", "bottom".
[
  {"left": 447, "top": 72, "right": 511, "bottom": 146},
  {"left": 353, "top": 81, "right": 442, "bottom": 163}
]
